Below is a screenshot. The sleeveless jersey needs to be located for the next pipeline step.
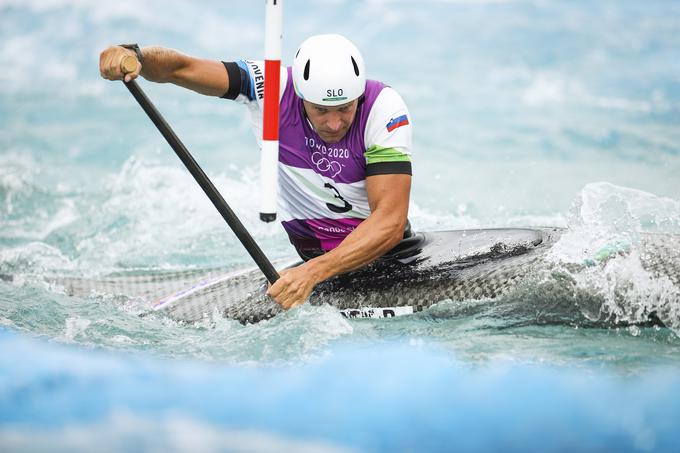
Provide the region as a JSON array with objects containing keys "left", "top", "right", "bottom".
[{"left": 224, "top": 60, "right": 412, "bottom": 252}]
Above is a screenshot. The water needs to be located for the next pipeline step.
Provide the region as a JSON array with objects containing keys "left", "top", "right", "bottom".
[{"left": 1, "top": 0, "right": 680, "bottom": 451}]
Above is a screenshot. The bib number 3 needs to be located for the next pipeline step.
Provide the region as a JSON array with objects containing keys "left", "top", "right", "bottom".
[{"left": 324, "top": 183, "right": 353, "bottom": 213}]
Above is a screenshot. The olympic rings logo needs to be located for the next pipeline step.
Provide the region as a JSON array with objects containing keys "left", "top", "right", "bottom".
[{"left": 311, "top": 152, "right": 343, "bottom": 178}]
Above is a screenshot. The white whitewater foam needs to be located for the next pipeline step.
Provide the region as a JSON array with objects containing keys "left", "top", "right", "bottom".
[
  {"left": 549, "top": 182, "right": 680, "bottom": 264},
  {"left": 574, "top": 250, "right": 680, "bottom": 330},
  {"left": 0, "top": 242, "right": 74, "bottom": 275},
  {"left": 548, "top": 182, "right": 680, "bottom": 330}
]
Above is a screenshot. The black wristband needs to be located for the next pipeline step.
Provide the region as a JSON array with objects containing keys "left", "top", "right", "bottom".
[{"left": 119, "top": 43, "right": 144, "bottom": 64}]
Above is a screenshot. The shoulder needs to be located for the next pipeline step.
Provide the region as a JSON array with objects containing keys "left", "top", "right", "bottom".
[
  {"left": 361, "top": 82, "right": 407, "bottom": 112},
  {"left": 228, "top": 59, "right": 289, "bottom": 106},
  {"left": 362, "top": 85, "right": 413, "bottom": 175},
  {"left": 373, "top": 86, "right": 408, "bottom": 110},
  {"left": 364, "top": 86, "right": 412, "bottom": 146}
]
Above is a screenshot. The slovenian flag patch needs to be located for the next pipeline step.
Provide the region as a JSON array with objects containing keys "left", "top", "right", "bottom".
[{"left": 386, "top": 114, "right": 409, "bottom": 132}]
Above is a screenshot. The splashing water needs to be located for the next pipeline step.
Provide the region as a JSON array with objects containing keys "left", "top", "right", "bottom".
[
  {"left": 2, "top": 0, "right": 680, "bottom": 450},
  {"left": 541, "top": 183, "right": 680, "bottom": 331}
]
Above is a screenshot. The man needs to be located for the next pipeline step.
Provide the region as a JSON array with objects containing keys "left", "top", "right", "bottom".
[{"left": 99, "top": 34, "right": 413, "bottom": 310}]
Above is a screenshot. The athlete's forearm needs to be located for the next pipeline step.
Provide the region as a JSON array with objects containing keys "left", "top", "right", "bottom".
[
  {"left": 99, "top": 45, "right": 228, "bottom": 96},
  {"left": 302, "top": 209, "right": 407, "bottom": 283},
  {"left": 139, "top": 46, "right": 228, "bottom": 96},
  {"left": 137, "top": 46, "right": 186, "bottom": 83},
  {"left": 303, "top": 173, "right": 411, "bottom": 283},
  {"left": 267, "top": 207, "right": 407, "bottom": 310},
  {"left": 267, "top": 171, "right": 411, "bottom": 310}
]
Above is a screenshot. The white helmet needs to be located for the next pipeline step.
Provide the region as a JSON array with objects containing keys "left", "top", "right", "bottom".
[{"left": 292, "top": 34, "right": 366, "bottom": 106}]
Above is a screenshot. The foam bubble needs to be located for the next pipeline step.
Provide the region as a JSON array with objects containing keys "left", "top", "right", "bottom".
[{"left": 62, "top": 317, "right": 92, "bottom": 341}]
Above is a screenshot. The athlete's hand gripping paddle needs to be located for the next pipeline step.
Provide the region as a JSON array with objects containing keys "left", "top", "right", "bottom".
[{"left": 119, "top": 57, "right": 280, "bottom": 284}]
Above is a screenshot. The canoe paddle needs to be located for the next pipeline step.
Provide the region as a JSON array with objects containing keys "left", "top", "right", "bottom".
[{"left": 119, "top": 55, "right": 280, "bottom": 284}]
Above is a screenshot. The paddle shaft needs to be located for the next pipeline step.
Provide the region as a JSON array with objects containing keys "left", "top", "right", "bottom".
[{"left": 122, "top": 76, "right": 280, "bottom": 284}]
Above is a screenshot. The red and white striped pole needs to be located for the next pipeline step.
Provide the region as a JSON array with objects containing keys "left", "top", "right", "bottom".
[{"left": 260, "top": 0, "right": 283, "bottom": 222}]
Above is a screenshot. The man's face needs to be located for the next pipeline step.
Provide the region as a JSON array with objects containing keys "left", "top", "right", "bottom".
[{"left": 303, "top": 99, "right": 359, "bottom": 143}]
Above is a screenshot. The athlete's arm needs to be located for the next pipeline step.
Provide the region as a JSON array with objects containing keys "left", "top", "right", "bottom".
[
  {"left": 99, "top": 45, "right": 229, "bottom": 97},
  {"left": 267, "top": 173, "right": 411, "bottom": 309}
]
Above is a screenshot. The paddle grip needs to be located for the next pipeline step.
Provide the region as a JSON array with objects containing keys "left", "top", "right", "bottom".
[{"left": 121, "top": 55, "right": 139, "bottom": 74}]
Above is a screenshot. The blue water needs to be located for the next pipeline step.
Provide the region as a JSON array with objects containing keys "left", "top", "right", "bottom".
[{"left": 2, "top": 0, "right": 680, "bottom": 451}]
